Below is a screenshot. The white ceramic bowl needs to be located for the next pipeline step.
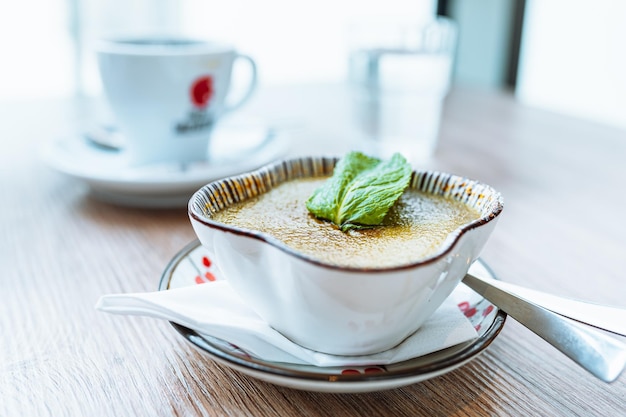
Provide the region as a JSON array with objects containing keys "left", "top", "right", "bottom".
[{"left": 188, "top": 157, "right": 503, "bottom": 355}]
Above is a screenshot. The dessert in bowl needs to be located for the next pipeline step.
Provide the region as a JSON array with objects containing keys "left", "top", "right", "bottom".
[{"left": 188, "top": 154, "right": 503, "bottom": 356}]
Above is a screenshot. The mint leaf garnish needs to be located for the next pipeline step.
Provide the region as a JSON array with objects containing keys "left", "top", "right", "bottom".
[{"left": 306, "top": 152, "right": 412, "bottom": 231}]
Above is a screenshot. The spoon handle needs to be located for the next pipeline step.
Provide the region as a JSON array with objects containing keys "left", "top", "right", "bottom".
[
  {"left": 463, "top": 273, "right": 626, "bottom": 382},
  {"left": 464, "top": 273, "right": 626, "bottom": 337}
]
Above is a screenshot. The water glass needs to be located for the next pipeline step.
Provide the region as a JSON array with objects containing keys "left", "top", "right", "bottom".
[{"left": 348, "top": 18, "right": 457, "bottom": 165}]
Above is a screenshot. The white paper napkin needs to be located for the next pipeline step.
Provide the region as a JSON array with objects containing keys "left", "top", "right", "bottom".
[{"left": 96, "top": 281, "right": 477, "bottom": 367}]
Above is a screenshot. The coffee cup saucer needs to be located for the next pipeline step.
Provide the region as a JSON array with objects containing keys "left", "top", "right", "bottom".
[{"left": 40, "top": 122, "right": 291, "bottom": 208}]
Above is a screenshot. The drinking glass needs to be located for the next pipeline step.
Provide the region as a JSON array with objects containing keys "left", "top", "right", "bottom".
[{"left": 347, "top": 18, "right": 457, "bottom": 165}]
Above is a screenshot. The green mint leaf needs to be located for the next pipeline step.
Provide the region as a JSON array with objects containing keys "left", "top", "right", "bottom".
[{"left": 306, "top": 152, "right": 412, "bottom": 231}]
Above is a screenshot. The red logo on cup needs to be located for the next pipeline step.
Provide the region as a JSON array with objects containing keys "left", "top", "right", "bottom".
[{"left": 190, "top": 76, "right": 214, "bottom": 108}]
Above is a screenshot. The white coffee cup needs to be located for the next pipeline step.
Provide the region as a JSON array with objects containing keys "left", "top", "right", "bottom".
[{"left": 96, "top": 37, "right": 257, "bottom": 166}]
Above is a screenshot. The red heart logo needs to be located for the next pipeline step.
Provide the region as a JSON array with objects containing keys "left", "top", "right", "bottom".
[{"left": 190, "top": 76, "right": 214, "bottom": 108}]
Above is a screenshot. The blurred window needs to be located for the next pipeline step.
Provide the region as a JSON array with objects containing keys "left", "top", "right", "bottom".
[
  {"left": 0, "top": 0, "right": 75, "bottom": 99},
  {"left": 0, "top": 0, "right": 435, "bottom": 100},
  {"left": 517, "top": 0, "right": 626, "bottom": 129}
]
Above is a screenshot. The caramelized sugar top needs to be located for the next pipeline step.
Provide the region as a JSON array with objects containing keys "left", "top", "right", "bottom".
[{"left": 211, "top": 178, "right": 481, "bottom": 268}]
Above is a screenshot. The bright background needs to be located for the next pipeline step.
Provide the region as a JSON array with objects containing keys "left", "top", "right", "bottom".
[
  {"left": 1, "top": 0, "right": 625, "bottom": 130},
  {"left": 516, "top": 0, "right": 626, "bottom": 130}
]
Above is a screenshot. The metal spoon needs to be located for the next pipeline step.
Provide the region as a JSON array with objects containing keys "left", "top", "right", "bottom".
[
  {"left": 463, "top": 273, "right": 626, "bottom": 383},
  {"left": 84, "top": 125, "right": 124, "bottom": 152}
]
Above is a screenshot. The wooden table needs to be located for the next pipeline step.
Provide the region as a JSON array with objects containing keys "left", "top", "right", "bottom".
[{"left": 2, "top": 84, "right": 625, "bottom": 416}]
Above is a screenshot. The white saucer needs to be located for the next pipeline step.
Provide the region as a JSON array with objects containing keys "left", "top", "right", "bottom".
[
  {"left": 160, "top": 240, "right": 507, "bottom": 393},
  {"left": 40, "top": 124, "right": 291, "bottom": 208}
]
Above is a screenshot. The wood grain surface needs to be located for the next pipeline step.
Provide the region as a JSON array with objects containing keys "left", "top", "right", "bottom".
[{"left": 1, "top": 85, "right": 625, "bottom": 416}]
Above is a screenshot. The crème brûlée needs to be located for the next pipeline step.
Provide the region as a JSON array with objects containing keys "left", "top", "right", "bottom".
[{"left": 210, "top": 177, "right": 481, "bottom": 268}]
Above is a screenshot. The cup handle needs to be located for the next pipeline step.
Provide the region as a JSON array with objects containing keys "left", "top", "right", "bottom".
[{"left": 224, "top": 53, "right": 258, "bottom": 113}]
